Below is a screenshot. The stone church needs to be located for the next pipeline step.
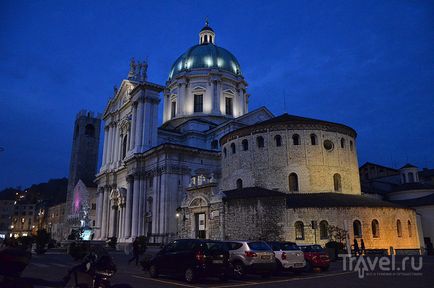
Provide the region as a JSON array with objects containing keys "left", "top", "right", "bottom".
[{"left": 95, "top": 22, "right": 421, "bottom": 253}]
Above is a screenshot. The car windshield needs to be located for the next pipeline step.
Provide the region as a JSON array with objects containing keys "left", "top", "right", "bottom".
[
  {"left": 247, "top": 242, "right": 271, "bottom": 251},
  {"left": 300, "top": 245, "right": 324, "bottom": 252},
  {"left": 281, "top": 242, "right": 300, "bottom": 251},
  {"left": 203, "top": 241, "right": 227, "bottom": 252}
]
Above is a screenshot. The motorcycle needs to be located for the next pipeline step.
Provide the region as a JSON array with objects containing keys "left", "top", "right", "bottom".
[{"left": 0, "top": 246, "right": 132, "bottom": 288}]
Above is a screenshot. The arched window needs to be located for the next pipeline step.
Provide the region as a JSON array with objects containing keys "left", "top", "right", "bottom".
[
  {"left": 333, "top": 173, "right": 342, "bottom": 192},
  {"left": 372, "top": 219, "right": 380, "bottom": 238},
  {"left": 236, "top": 178, "right": 243, "bottom": 189},
  {"left": 408, "top": 172, "right": 415, "bottom": 183},
  {"left": 85, "top": 124, "right": 95, "bottom": 137},
  {"left": 223, "top": 148, "right": 227, "bottom": 158},
  {"left": 350, "top": 140, "right": 354, "bottom": 151},
  {"left": 231, "top": 143, "right": 236, "bottom": 154},
  {"left": 295, "top": 221, "right": 304, "bottom": 240},
  {"left": 310, "top": 134, "right": 317, "bottom": 145},
  {"left": 340, "top": 138, "right": 345, "bottom": 148},
  {"left": 257, "top": 136, "right": 264, "bottom": 148},
  {"left": 211, "top": 140, "right": 218, "bottom": 150},
  {"left": 408, "top": 220, "right": 412, "bottom": 237},
  {"left": 121, "top": 135, "right": 128, "bottom": 159},
  {"left": 397, "top": 220, "right": 402, "bottom": 237},
  {"left": 319, "top": 220, "right": 329, "bottom": 240},
  {"left": 275, "top": 135, "right": 282, "bottom": 147},
  {"left": 292, "top": 134, "right": 300, "bottom": 145},
  {"left": 353, "top": 220, "right": 362, "bottom": 237},
  {"left": 289, "top": 173, "right": 299, "bottom": 192},
  {"left": 242, "top": 139, "right": 249, "bottom": 151}
]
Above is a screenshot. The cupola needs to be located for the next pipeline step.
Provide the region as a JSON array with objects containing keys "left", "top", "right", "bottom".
[{"left": 199, "top": 19, "right": 215, "bottom": 44}]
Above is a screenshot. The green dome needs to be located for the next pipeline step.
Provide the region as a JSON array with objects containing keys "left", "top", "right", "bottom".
[{"left": 169, "top": 43, "right": 242, "bottom": 79}]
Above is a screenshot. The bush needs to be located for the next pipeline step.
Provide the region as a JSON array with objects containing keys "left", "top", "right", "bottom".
[
  {"left": 325, "top": 241, "right": 344, "bottom": 250},
  {"left": 35, "top": 229, "right": 50, "bottom": 254},
  {"left": 18, "top": 236, "right": 34, "bottom": 250},
  {"left": 69, "top": 241, "right": 90, "bottom": 260},
  {"left": 107, "top": 237, "right": 117, "bottom": 249},
  {"left": 136, "top": 236, "right": 149, "bottom": 254}
]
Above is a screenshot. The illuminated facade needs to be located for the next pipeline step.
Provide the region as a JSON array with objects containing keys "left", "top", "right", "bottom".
[{"left": 95, "top": 23, "right": 422, "bottom": 253}]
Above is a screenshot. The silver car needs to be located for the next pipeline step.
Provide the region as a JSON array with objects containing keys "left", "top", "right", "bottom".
[
  {"left": 225, "top": 240, "right": 276, "bottom": 278},
  {"left": 267, "top": 241, "right": 305, "bottom": 273}
]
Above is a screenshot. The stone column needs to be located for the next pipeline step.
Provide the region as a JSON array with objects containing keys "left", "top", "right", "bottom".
[
  {"left": 110, "top": 205, "right": 117, "bottom": 237},
  {"left": 178, "top": 82, "right": 185, "bottom": 116},
  {"left": 118, "top": 206, "right": 123, "bottom": 239},
  {"left": 135, "top": 99, "right": 144, "bottom": 152},
  {"left": 137, "top": 177, "right": 145, "bottom": 236},
  {"left": 102, "top": 127, "right": 109, "bottom": 166},
  {"left": 131, "top": 177, "right": 140, "bottom": 238},
  {"left": 211, "top": 80, "right": 218, "bottom": 114},
  {"left": 105, "top": 126, "right": 112, "bottom": 165},
  {"left": 129, "top": 103, "right": 137, "bottom": 151},
  {"left": 238, "top": 88, "right": 244, "bottom": 116},
  {"left": 125, "top": 177, "right": 133, "bottom": 239},
  {"left": 95, "top": 189, "right": 104, "bottom": 239},
  {"left": 113, "top": 124, "right": 120, "bottom": 165},
  {"left": 100, "top": 188, "right": 109, "bottom": 239}
]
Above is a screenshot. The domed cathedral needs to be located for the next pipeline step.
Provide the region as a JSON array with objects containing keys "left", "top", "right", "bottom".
[
  {"left": 163, "top": 20, "right": 246, "bottom": 123},
  {"left": 95, "top": 22, "right": 421, "bottom": 254},
  {"left": 94, "top": 22, "right": 273, "bottom": 245}
]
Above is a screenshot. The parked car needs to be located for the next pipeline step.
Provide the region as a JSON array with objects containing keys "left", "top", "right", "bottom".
[
  {"left": 297, "top": 244, "right": 330, "bottom": 271},
  {"left": 148, "top": 239, "right": 231, "bottom": 283},
  {"left": 225, "top": 240, "right": 276, "bottom": 278},
  {"left": 267, "top": 241, "right": 305, "bottom": 273}
]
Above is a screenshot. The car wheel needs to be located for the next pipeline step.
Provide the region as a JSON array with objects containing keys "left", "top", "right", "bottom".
[
  {"left": 184, "top": 267, "right": 196, "bottom": 283},
  {"left": 274, "top": 259, "right": 283, "bottom": 275},
  {"left": 305, "top": 261, "right": 312, "bottom": 272},
  {"left": 149, "top": 264, "right": 159, "bottom": 278},
  {"left": 219, "top": 273, "right": 229, "bottom": 282},
  {"left": 233, "top": 262, "right": 245, "bottom": 279},
  {"left": 261, "top": 273, "right": 272, "bottom": 279}
]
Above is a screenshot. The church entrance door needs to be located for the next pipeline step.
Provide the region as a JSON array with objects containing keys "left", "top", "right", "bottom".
[{"left": 195, "top": 213, "right": 206, "bottom": 239}]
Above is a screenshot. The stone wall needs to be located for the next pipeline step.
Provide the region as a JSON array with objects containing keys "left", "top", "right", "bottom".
[
  {"left": 221, "top": 128, "right": 360, "bottom": 194},
  {"left": 223, "top": 196, "right": 286, "bottom": 241},
  {"left": 284, "top": 206, "right": 420, "bottom": 251}
]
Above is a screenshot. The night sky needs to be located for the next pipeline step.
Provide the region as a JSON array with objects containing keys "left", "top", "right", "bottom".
[{"left": 1, "top": 0, "right": 433, "bottom": 190}]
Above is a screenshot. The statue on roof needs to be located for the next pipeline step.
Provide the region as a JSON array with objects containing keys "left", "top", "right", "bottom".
[{"left": 128, "top": 57, "right": 137, "bottom": 80}]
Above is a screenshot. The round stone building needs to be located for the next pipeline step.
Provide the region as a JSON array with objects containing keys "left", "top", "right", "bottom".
[
  {"left": 220, "top": 114, "right": 361, "bottom": 194},
  {"left": 179, "top": 113, "right": 421, "bottom": 254}
]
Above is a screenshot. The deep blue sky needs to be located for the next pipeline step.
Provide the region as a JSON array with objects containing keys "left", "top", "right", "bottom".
[{"left": 1, "top": 0, "right": 433, "bottom": 190}]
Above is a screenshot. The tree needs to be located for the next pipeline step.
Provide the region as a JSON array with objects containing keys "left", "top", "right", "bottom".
[
  {"left": 327, "top": 225, "right": 348, "bottom": 243},
  {"left": 35, "top": 229, "right": 50, "bottom": 254}
]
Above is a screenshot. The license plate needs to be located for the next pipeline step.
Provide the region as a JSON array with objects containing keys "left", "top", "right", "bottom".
[
  {"left": 261, "top": 255, "right": 271, "bottom": 260},
  {"left": 213, "top": 260, "right": 223, "bottom": 264},
  {"left": 294, "top": 263, "right": 304, "bottom": 267}
]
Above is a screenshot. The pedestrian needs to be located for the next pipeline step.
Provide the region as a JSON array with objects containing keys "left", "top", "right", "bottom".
[
  {"left": 128, "top": 238, "right": 140, "bottom": 266},
  {"left": 353, "top": 239, "right": 360, "bottom": 256},
  {"left": 360, "top": 239, "right": 365, "bottom": 255}
]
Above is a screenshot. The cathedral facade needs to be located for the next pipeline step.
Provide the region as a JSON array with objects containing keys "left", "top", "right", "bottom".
[{"left": 95, "top": 23, "right": 421, "bottom": 253}]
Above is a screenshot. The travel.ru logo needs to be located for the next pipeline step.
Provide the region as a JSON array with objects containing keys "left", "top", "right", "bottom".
[{"left": 340, "top": 254, "right": 423, "bottom": 279}]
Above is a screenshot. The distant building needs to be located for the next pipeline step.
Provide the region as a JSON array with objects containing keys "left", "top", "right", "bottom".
[
  {"left": 10, "top": 202, "right": 36, "bottom": 238},
  {"left": 46, "top": 203, "right": 65, "bottom": 242},
  {"left": 0, "top": 198, "right": 15, "bottom": 239},
  {"left": 64, "top": 110, "right": 101, "bottom": 238},
  {"left": 360, "top": 162, "right": 434, "bottom": 254}
]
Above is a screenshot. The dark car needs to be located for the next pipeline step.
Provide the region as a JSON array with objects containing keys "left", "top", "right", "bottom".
[
  {"left": 298, "top": 244, "right": 330, "bottom": 271},
  {"left": 148, "top": 239, "right": 231, "bottom": 283}
]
